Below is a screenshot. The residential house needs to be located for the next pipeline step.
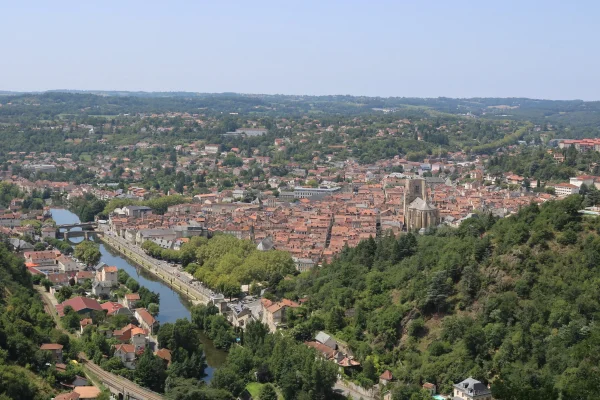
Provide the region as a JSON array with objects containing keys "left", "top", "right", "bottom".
[
  {"left": 54, "top": 392, "right": 81, "bottom": 400},
  {"left": 91, "top": 280, "right": 112, "bottom": 297},
  {"left": 379, "top": 370, "right": 394, "bottom": 385},
  {"left": 41, "top": 226, "right": 56, "bottom": 239},
  {"left": 72, "top": 386, "right": 101, "bottom": 399},
  {"left": 95, "top": 265, "right": 118, "bottom": 284},
  {"left": 453, "top": 377, "right": 493, "bottom": 400},
  {"left": 57, "top": 255, "right": 80, "bottom": 273},
  {"left": 56, "top": 296, "right": 103, "bottom": 317},
  {"left": 422, "top": 382, "right": 436, "bottom": 396},
  {"left": 113, "top": 323, "right": 137, "bottom": 342},
  {"left": 260, "top": 298, "right": 300, "bottom": 332},
  {"left": 74, "top": 271, "right": 94, "bottom": 284},
  {"left": 315, "top": 331, "right": 337, "bottom": 350},
  {"left": 228, "top": 302, "right": 254, "bottom": 328},
  {"left": 131, "top": 327, "right": 149, "bottom": 351},
  {"left": 135, "top": 308, "right": 158, "bottom": 334},
  {"left": 24, "top": 250, "right": 60, "bottom": 266},
  {"left": 114, "top": 344, "right": 136, "bottom": 369},
  {"left": 79, "top": 318, "right": 93, "bottom": 335},
  {"left": 155, "top": 348, "right": 172, "bottom": 367},
  {"left": 122, "top": 293, "right": 140, "bottom": 309},
  {"left": 40, "top": 343, "right": 63, "bottom": 363}
]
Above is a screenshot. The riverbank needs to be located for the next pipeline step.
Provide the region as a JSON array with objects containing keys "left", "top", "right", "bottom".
[
  {"left": 100, "top": 234, "right": 210, "bottom": 305},
  {"left": 50, "top": 208, "right": 227, "bottom": 377}
]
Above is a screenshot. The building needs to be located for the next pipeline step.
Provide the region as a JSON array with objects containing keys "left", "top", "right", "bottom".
[
  {"left": 24, "top": 164, "right": 57, "bottom": 174},
  {"left": 204, "top": 144, "right": 221, "bottom": 154},
  {"left": 553, "top": 183, "right": 580, "bottom": 197},
  {"left": 403, "top": 178, "right": 439, "bottom": 232},
  {"left": 57, "top": 255, "right": 80, "bottom": 273},
  {"left": 315, "top": 331, "right": 337, "bottom": 349},
  {"left": 122, "top": 205, "right": 153, "bottom": 218},
  {"left": 80, "top": 318, "right": 93, "bottom": 334},
  {"left": 280, "top": 186, "right": 341, "bottom": 200},
  {"left": 293, "top": 256, "right": 316, "bottom": 272},
  {"left": 72, "top": 386, "right": 101, "bottom": 400},
  {"left": 114, "top": 344, "right": 136, "bottom": 369},
  {"left": 122, "top": 293, "right": 140, "bottom": 309},
  {"left": 136, "top": 228, "right": 177, "bottom": 246},
  {"left": 131, "top": 327, "right": 149, "bottom": 351},
  {"left": 260, "top": 298, "right": 300, "bottom": 332},
  {"left": 379, "top": 370, "right": 394, "bottom": 386},
  {"left": 54, "top": 392, "right": 81, "bottom": 400},
  {"left": 40, "top": 343, "right": 63, "bottom": 363},
  {"left": 453, "top": 377, "right": 493, "bottom": 400},
  {"left": 91, "top": 280, "right": 113, "bottom": 297},
  {"left": 422, "top": 382, "right": 436, "bottom": 396},
  {"left": 96, "top": 265, "right": 118, "bottom": 284},
  {"left": 41, "top": 226, "right": 57, "bottom": 239},
  {"left": 135, "top": 308, "right": 158, "bottom": 334},
  {"left": 24, "top": 250, "right": 61, "bottom": 266},
  {"left": 57, "top": 296, "right": 103, "bottom": 316},
  {"left": 228, "top": 302, "right": 254, "bottom": 328},
  {"left": 570, "top": 175, "right": 596, "bottom": 187},
  {"left": 155, "top": 348, "right": 172, "bottom": 367}
]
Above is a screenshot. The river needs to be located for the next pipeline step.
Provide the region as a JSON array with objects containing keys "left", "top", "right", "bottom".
[{"left": 50, "top": 208, "right": 226, "bottom": 381}]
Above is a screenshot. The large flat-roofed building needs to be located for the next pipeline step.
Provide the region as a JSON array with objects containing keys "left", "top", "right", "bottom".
[
  {"left": 280, "top": 186, "right": 341, "bottom": 200},
  {"left": 554, "top": 183, "right": 580, "bottom": 197}
]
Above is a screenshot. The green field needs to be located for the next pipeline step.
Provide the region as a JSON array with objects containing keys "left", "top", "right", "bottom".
[{"left": 245, "top": 382, "right": 284, "bottom": 400}]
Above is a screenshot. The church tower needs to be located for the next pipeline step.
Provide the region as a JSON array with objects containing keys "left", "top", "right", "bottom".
[{"left": 403, "top": 178, "right": 439, "bottom": 232}]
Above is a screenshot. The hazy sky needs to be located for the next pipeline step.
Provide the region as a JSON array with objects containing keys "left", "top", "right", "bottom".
[{"left": 2, "top": 1, "right": 599, "bottom": 100}]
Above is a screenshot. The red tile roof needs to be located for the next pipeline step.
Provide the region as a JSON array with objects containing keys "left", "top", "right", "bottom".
[
  {"left": 40, "top": 343, "right": 63, "bottom": 350},
  {"left": 59, "top": 297, "right": 102, "bottom": 314}
]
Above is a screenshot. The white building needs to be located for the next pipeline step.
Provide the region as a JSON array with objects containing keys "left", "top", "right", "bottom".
[
  {"left": 569, "top": 175, "right": 595, "bottom": 187},
  {"left": 554, "top": 183, "right": 580, "bottom": 197},
  {"left": 453, "top": 377, "right": 493, "bottom": 400}
]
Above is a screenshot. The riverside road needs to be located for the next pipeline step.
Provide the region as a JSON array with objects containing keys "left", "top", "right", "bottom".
[{"left": 98, "top": 226, "right": 219, "bottom": 305}]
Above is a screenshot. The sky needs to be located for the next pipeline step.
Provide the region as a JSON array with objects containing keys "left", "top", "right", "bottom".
[{"left": 1, "top": 0, "right": 599, "bottom": 100}]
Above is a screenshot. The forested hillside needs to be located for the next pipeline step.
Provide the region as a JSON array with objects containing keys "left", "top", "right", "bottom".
[
  {"left": 276, "top": 195, "right": 600, "bottom": 399},
  {"left": 0, "top": 242, "right": 77, "bottom": 400}
]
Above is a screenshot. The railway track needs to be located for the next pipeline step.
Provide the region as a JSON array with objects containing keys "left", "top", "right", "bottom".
[{"left": 81, "top": 356, "right": 164, "bottom": 400}]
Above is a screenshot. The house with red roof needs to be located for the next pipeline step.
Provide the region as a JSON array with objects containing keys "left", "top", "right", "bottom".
[
  {"left": 114, "top": 344, "right": 136, "bottom": 369},
  {"left": 40, "top": 343, "right": 63, "bottom": 363},
  {"left": 135, "top": 308, "right": 158, "bottom": 334},
  {"left": 379, "top": 370, "right": 394, "bottom": 385},
  {"left": 56, "top": 296, "right": 102, "bottom": 317},
  {"left": 260, "top": 298, "right": 300, "bottom": 332}
]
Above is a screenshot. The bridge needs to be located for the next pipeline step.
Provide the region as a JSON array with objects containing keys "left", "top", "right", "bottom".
[
  {"left": 81, "top": 355, "right": 164, "bottom": 400},
  {"left": 62, "top": 230, "right": 102, "bottom": 241},
  {"left": 57, "top": 222, "right": 98, "bottom": 231}
]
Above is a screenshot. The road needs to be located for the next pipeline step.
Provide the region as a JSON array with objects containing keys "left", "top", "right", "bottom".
[
  {"left": 334, "top": 380, "right": 377, "bottom": 400},
  {"left": 99, "top": 229, "right": 219, "bottom": 304}
]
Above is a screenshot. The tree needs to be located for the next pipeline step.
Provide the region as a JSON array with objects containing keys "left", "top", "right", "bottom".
[
  {"left": 258, "top": 383, "right": 277, "bottom": 400},
  {"left": 74, "top": 241, "right": 101, "bottom": 266},
  {"left": 326, "top": 307, "right": 345, "bottom": 332},
  {"left": 126, "top": 277, "right": 140, "bottom": 292},
  {"left": 135, "top": 349, "right": 167, "bottom": 392}
]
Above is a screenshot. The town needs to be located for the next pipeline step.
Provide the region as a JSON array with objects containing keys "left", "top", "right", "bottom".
[{"left": 0, "top": 92, "right": 599, "bottom": 400}]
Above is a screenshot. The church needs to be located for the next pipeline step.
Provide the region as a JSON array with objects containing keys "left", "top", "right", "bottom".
[{"left": 403, "top": 178, "right": 439, "bottom": 232}]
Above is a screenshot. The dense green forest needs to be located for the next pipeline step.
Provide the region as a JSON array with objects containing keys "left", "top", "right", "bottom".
[
  {"left": 0, "top": 242, "right": 81, "bottom": 399},
  {"left": 267, "top": 195, "right": 600, "bottom": 399}
]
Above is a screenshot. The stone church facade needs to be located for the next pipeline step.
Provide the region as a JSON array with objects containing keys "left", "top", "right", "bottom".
[{"left": 403, "top": 178, "right": 439, "bottom": 231}]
